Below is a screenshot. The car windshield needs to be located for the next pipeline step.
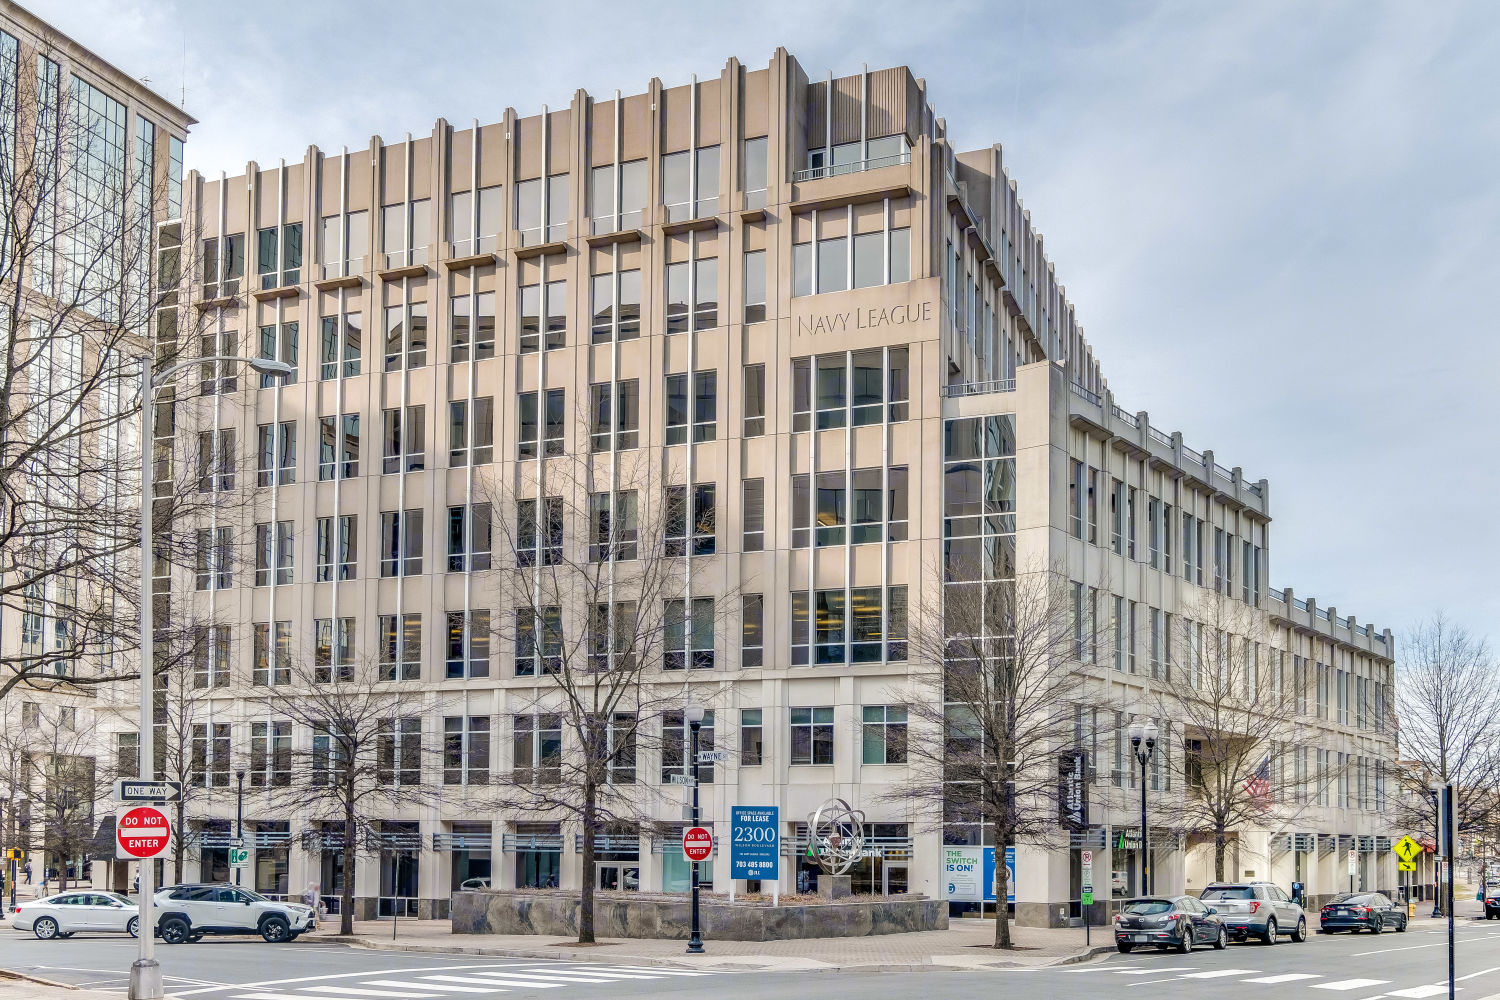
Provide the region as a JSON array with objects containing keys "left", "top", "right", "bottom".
[
  {"left": 238, "top": 888, "right": 269, "bottom": 901},
  {"left": 1124, "top": 900, "right": 1173, "bottom": 915},
  {"left": 1203, "top": 887, "right": 1256, "bottom": 900}
]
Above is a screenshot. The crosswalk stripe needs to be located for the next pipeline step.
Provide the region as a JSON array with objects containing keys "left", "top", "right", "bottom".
[
  {"left": 500, "top": 970, "right": 662, "bottom": 981},
  {"left": 237, "top": 995, "right": 442, "bottom": 1000},
  {"left": 550, "top": 966, "right": 714, "bottom": 977},
  {"left": 1312, "top": 980, "right": 1391, "bottom": 991},
  {"left": 1243, "top": 974, "right": 1324, "bottom": 984},
  {"left": 1388, "top": 987, "right": 1455, "bottom": 998},
  {"left": 365, "top": 982, "right": 498, "bottom": 994},
  {"left": 1113, "top": 968, "right": 1194, "bottom": 975},
  {"left": 1177, "top": 970, "right": 1259, "bottom": 979},
  {"left": 304, "top": 989, "right": 439, "bottom": 998},
  {"left": 419, "top": 976, "right": 565, "bottom": 989}
]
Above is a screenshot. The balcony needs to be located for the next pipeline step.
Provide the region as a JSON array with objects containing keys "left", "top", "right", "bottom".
[
  {"left": 794, "top": 150, "right": 911, "bottom": 183},
  {"left": 942, "top": 378, "right": 1016, "bottom": 398}
]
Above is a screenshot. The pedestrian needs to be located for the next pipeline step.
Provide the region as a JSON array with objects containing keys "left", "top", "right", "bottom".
[{"left": 23, "top": 862, "right": 30, "bottom": 885}]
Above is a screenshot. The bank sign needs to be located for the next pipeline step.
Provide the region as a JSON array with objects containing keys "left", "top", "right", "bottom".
[
  {"left": 729, "top": 806, "right": 780, "bottom": 881},
  {"left": 944, "top": 846, "right": 1016, "bottom": 903}
]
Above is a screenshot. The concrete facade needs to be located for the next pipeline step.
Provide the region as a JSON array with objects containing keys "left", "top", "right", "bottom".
[{"left": 4, "top": 46, "right": 1399, "bottom": 925}]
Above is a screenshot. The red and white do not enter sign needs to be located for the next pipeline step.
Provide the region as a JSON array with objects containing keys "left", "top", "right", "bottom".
[
  {"left": 682, "top": 826, "right": 713, "bottom": 862},
  {"left": 116, "top": 806, "right": 172, "bottom": 859}
]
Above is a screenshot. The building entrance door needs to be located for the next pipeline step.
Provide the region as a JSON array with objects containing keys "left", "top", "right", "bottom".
[
  {"left": 596, "top": 863, "right": 639, "bottom": 892},
  {"left": 882, "top": 863, "right": 908, "bottom": 895}
]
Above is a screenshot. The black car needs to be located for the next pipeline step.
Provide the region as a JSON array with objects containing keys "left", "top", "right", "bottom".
[
  {"left": 1320, "top": 892, "right": 1408, "bottom": 933},
  {"left": 1484, "top": 892, "right": 1500, "bottom": 919},
  {"left": 1115, "top": 895, "right": 1228, "bottom": 953}
]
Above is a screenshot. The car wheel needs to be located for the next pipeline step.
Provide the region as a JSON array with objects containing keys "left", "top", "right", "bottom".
[
  {"left": 127, "top": 917, "right": 139, "bottom": 938},
  {"left": 1118, "top": 942, "right": 1134, "bottom": 953},
  {"left": 1215, "top": 926, "right": 1228, "bottom": 950},
  {"left": 1177, "top": 930, "right": 1193, "bottom": 954},
  {"left": 260, "top": 915, "right": 290, "bottom": 943},
  {"left": 160, "top": 917, "right": 190, "bottom": 945},
  {"left": 33, "top": 917, "right": 59, "bottom": 940},
  {"left": 1264, "top": 917, "right": 1278, "bottom": 944},
  {"left": 1397, "top": 916, "right": 1407, "bottom": 933},
  {"left": 1292, "top": 917, "right": 1308, "bottom": 942},
  {"left": 1370, "top": 917, "right": 1382, "bottom": 935}
]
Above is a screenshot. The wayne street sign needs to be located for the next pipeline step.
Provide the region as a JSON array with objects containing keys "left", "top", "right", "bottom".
[
  {"left": 697, "top": 750, "right": 732, "bottom": 764},
  {"left": 113, "top": 779, "right": 181, "bottom": 803}
]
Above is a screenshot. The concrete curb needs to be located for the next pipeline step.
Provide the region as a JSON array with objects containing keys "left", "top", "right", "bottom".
[
  {"left": 335, "top": 935, "right": 1105, "bottom": 973},
  {"left": 0, "top": 970, "right": 79, "bottom": 991}
]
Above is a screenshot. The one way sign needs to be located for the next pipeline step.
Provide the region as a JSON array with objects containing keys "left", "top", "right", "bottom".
[{"left": 113, "top": 779, "right": 182, "bottom": 803}]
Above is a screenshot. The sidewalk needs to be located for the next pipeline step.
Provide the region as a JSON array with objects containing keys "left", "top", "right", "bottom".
[
  {"left": 324, "top": 916, "right": 1114, "bottom": 972},
  {"left": 0, "top": 972, "right": 114, "bottom": 1000}
]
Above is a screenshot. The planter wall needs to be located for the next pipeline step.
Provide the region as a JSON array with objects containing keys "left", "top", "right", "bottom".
[{"left": 451, "top": 890, "right": 948, "bottom": 941}]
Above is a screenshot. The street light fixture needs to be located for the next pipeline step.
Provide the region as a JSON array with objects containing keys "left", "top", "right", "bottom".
[
  {"left": 130, "top": 354, "right": 292, "bottom": 1000},
  {"left": 684, "top": 702, "right": 705, "bottom": 955},
  {"left": 1128, "top": 721, "right": 1159, "bottom": 896}
]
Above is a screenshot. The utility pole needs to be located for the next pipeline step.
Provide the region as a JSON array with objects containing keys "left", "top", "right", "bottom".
[{"left": 1442, "top": 784, "right": 1455, "bottom": 1000}]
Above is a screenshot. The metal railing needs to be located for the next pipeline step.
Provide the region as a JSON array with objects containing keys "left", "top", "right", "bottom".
[
  {"left": 1148, "top": 426, "right": 1173, "bottom": 447},
  {"left": 501, "top": 833, "right": 564, "bottom": 853},
  {"left": 781, "top": 834, "right": 914, "bottom": 861},
  {"left": 1182, "top": 445, "right": 1203, "bottom": 465},
  {"left": 432, "top": 832, "right": 493, "bottom": 852},
  {"left": 1069, "top": 382, "right": 1102, "bottom": 406},
  {"left": 1268, "top": 587, "right": 1285, "bottom": 603},
  {"left": 1111, "top": 405, "right": 1138, "bottom": 428},
  {"left": 941, "top": 378, "right": 1016, "bottom": 398},
  {"left": 377, "top": 896, "right": 419, "bottom": 918},
  {"left": 793, "top": 151, "right": 910, "bottom": 183},
  {"left": 572, "top": 833, "right": 641, "bottom": 853},
  {"left": 1213, "top": 462, "right": 1234, "bottom": 480}
]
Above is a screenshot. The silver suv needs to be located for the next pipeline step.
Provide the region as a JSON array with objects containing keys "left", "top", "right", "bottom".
[
  {"left": 1200, "top": 881, "right": 1307, "bottom": 943},
  {"left": 154, "top": 883, "right": 315, "bottom": 943}
]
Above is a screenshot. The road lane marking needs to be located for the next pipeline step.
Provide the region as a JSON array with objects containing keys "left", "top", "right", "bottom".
[
  {"left": 1112, "top": 968, "right": 1194, "bottom": 975},
  {"left": 502, "top": 970, "right": 663, "bottom": 981},
  {"left": 1243, "top": 974, "right": 1324, "bottom": 984},
  {"left": 1313, "top": 981, "right": 1392, "bottom": 992},
  {"left": 170, "top": 965, "right": 542, "bottom": 995},
  {"left": 1387, "top": 987, "right": 1456, "bottom": 998},
  {"left": 305, "top": 989, "right": 442, "bottom": 998},
  {"left": 1177, "top": 969, "right": 1259, "bottom": 979},
  {"left": 419, "top": 976, "right": 567, "bottom": 989},
  {"left": 1459, "top": 967, "right": 1500, "bottom": 982},
  {"left": 554, "top": 966, "right": 715, "bottom": 976}
]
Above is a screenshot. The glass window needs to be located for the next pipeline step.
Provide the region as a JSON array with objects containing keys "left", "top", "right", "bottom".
[
  {"left": 792, "top": 242, "right": 812, "bottom": 298},
  {"left": 852, "top": 231, "right": 884, "bottom": 288},
  {"left": 742, "top": 478, "right": 765, "bottom": 552},
  {"left": 743, "top": 137, "right": 768, "bottom": 209},
  {"left": 743, "top": 364, "right": 765, "bottom": 437},
  {"left": 741, "top": 596, "right": 764, "bottom": 667},
  {"left": 744, "top": 250, "right": 766, "bottom": 323},
  {"left": 817, "top": 236, "right": 847, "bottom": 293},
  {"left": 740, "top": 708, "right": 763, "bottom": 763},
  {"left": 790, "top": 707, "right": 835, "bottom": 765},
  {"left": 662, "top": 151, "right": 690, "bottom": 222},
  {"left": 695, "top": 146, "right": 720, "bottom": 217}
]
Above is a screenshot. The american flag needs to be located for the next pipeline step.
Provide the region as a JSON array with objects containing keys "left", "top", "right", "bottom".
[{"left": 1243, "top": 754, "right": 1272, "bottom": 801}]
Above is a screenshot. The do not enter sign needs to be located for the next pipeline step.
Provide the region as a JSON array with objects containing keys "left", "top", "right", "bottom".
[
  {"left": 116, "top": 806, "right": 171, "bottom": 859},
  {"left": 682, "top": 826, "right": 713, "bottom": 863}
]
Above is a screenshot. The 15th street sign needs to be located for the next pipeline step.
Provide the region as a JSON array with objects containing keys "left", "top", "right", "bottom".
[{"left": 113, "top": 779, "right": 182, "bottom": 803}]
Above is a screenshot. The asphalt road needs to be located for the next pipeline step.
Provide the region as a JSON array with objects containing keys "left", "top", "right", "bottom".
[{"left": 4, "top": 915, "right": 1500, "bottom": 1000}]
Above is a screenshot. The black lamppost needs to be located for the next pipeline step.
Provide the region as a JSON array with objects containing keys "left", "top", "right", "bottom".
[
  {"left": 1129, "top": 721, "right": 1159, "bottom": 895},
  {"left": 234, "top": 769, "right": 246, "bottom": 886},
  {"left": 1430, "top": 788, "right": 1442, "bottom": 918},
  {"left": 685, "top": 703, "right": 705, "bottom": 955}
]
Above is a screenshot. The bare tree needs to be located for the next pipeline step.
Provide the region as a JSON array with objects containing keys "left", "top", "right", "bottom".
[
  {"left": 478, "top": 447, "right": 734, "bottom": 944},
  {"left": 1152, "top": 595, "right": 1319, "bottom": 882},
  {"left": 1394, "top": 614, "right": 1500, "bottom": 853},
  {"left": 260, "top": 660, "right": 446, "bottom": 935},
  {"left": 896, "top": 568, "right": 1099, "bottom": 949},
  {"left": 11, "top": 705, "right": 113, "bottom": 890}
]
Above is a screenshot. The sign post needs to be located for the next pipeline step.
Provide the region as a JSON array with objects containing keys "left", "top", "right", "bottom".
[
  {"left": 1442, "top": 784, "right": 1456, "bottom": 1000},
  {"left": 730, "top": 806, "right": 780, "bottom": 906},
  {"left": 117, "top": 804, "right": 171, "bottom": 997},
  {"left": 1348, "top": 848, "right": 1358, "bottom": 893},
  {"left": 1081, "top": 849, "right": 1094, "bottom": 945}
]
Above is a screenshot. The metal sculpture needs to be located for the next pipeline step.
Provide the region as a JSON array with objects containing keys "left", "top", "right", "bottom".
[{"left": 806, "top": 798, "right": 867, "bottom": 875}]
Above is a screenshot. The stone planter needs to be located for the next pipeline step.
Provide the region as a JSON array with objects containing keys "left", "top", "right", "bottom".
[{"left": 451, "top": 890, "right": 948, "bottom": 941}]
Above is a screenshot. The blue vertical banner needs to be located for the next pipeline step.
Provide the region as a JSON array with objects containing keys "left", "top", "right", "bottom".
[{"left": 730, "top": 806, "right": 780, "bottom": 881}]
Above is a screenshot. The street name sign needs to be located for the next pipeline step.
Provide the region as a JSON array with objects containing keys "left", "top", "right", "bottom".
[
  {"left": 113, "top": 779, "right": 181, "bottom": 803},
  {"left": 729, "top": 806, "right": 779, "bottom": 880},
  {"left": 697, "top": 750, "right": 732, "bottom": 764},
  {"left": 683, "top": 826, "right": 713, "bottom": 862},
  {"left": 116, "top": 806, "right": 171, "bottom": 860},
  {"left": 666, "top": 773, "right": 693, "bottom": 786}
]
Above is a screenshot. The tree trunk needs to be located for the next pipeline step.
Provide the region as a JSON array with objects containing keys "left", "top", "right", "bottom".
[
  {"left": 340, "top": 794, "right": 356, "bottom": 935},
  {"left": 579, "top": 789, "right": 596, "bottom": 944},
  {"left": 173, "top": 800, "right": 185, "bottom": 883},
  {"left": 1214, "top": 832, "right": 1227, "bottom": 882},
  {"left": 994, "top": 832, "right": 1012, "bottom": 949}
]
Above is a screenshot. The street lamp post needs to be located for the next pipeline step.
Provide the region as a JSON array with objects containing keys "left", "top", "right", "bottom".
[
  {"left": 234, "top": 769, "right": 246, "bottom": 886},
  {"left": 1431, "top": 788, "right": 1442, "bottom": 918},
  {"left": 1128, "top": 721, "right": 1159, "bottom": 896},
  {"left": 685, "top": 703, "right": 705, "bottom": 955},
  {"left": 130, "top": 354, "right": 292, "bottom": 1000}
]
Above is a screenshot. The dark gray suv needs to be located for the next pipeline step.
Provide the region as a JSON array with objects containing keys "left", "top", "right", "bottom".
[{"left": 1200, "top": 881, "right": 1307, "bottom": 943}]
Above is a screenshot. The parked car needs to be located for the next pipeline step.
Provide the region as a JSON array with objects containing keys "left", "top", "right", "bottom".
[
  {"left": 1319, "top": 892, "right": 1408, "bottom": 934},
  {"left": 1484, "top": 892, "right": 1500, "bottom": 919},
  {"left": 1111, "top": 871, "right": 1128, "bottom": 896},
  {"left": 458, "top": 877, "right": 491, "bottom": 890},
  {"left": 1200, "top": 881, "right": 1307, "bottom": 943},
  {"left": 11, "top": 891, "right": 139, "bottom": 940},
  {"left": 1114, "top": 895, "right": 1228, "bottom": 953},
  {"left": 154, "top": 883, "right": 315, "bottom": 943}
]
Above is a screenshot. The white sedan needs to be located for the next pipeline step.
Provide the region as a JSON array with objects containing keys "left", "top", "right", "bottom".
[{"left": 12, "top": 891, "right": 140, "bottom": 939}]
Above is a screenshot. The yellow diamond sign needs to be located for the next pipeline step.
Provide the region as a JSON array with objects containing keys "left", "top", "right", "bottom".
[{"left": 1393, "top": 835, "right": 1423, "bottom": 863}]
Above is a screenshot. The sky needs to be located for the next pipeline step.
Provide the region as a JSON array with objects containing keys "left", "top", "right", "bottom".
[{"left": 27, "top": 0, "right": 1500, "bottom": 648}]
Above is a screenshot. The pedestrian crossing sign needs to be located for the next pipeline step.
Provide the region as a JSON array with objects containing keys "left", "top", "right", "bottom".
[{"left": 1393, "top": 835, "right": 1423, "bottom": 863}]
